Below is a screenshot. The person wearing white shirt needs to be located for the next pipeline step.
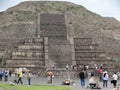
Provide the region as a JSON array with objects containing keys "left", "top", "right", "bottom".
[
  {"left": 89, "top": 73, "right": 96, "bottom": 88},
  {"left": 102, "top": 71, "right": 109, "bottom": 87},
  {"left": 112, "top": 72, "right": 118, "bottom": 88}
]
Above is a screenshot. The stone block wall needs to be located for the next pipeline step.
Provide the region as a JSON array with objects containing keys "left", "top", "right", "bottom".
[
  {"left": 74, "top": 38, "right": 114, "bottom": 70},
  {"left": 5, "top": 37, "right": 45, "bottom": 69},
  {"left": 40, "top": 14, "right": 71, "bottom": 68}
]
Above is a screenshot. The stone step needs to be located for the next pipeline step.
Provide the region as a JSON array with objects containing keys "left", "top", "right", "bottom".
[
  {"left": 41, "top": 25, "right": 66, "bottom": 30},
  {"left": 75, "top": 53, "right": 106, "bottom": 58},
  {"left": 25, "top": 37, "right": 43, "bottom": 42},
  {"left": 7, "top": 58, "right": 44, "bottom": 61},
  {"left": 18, "top": 49, "right": 44, "bottom": 52},
  {"left": 6, "top": 60, "right": 45, "bottom": 67},
  {"left": 12, "top": 51, "right": 44, "bottom": 57},
  {"left": 75, "top": 50, "right": 104, "bottom": 53},
  {"left": 18, "top": 45, "right": 44, "bottom": 51},
  {"left": 74, "top": 38, "right": 92, "bottom": 45},
  {"left": 11, "top": 57, "right": 44, "bottom": 60},
  {"left": 75, "top": 58, "right": 112, "bottom": 61},
  {"left": 75, "top": 57, "right": 108, "bottom": 60},
  {"left": 40, "top": 28, "right": 67, "bottom": 37},
  {"left": 48, "top": 38, "right": 67, "bottom": 45},
  {"left": 6, "top": 64, "right": 44, "bottom": 68},
  {"left": 76, "top": 60, "right": 113, "bottom": 66},
  {"left": 75, "top": 49, "right": 104, "bottom": 52},
  {"left": 7, "top": 59, "right": 44, "bottom": 64},
  {"left": 75, "top": 54, "right": 106, "bottom": 58},
  {"left": 24, "top": 42, "right": 43, "bottom": 45},
  {"left": 74, "top": 45, "right": 99, "bottom": 50}
]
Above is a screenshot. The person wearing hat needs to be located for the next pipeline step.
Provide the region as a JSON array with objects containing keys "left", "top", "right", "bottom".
[{"left": 102, "top": 71, "right": 109, "bottom": 87}]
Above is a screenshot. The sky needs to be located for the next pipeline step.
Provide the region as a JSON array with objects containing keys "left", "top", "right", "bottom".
[{"left": 0, "top": 0, "right": 120, "bottom": 21}]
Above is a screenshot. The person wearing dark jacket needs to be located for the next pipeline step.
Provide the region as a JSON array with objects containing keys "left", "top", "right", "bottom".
[{"left": 79, "top": 70, "right": 86, "bottom": 87}]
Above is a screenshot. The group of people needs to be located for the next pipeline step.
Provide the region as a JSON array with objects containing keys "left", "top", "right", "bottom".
[
  {"left": 0, "top": 67, "right": 119, "bottom": 89},
  {"left": 79, "top": 69, "right": 119, "bottom": 89},
  {"left": 0, "top": 69, "right": 12, "bottom": 82},
  {"left": 0, "top": 68, "right": 31, "bottom": 85},
  {"left": 15, "top": 69, "right": 31, "bottom": 85},
  {"left": 0, "top": 68, "right": 54, "bottom": 85}
]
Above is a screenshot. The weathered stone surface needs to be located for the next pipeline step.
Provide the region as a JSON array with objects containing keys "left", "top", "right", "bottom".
[
  {"left": 74, "top": 38, "right": 114, "bottom": 70},
  {"left": 40, "top": 14, "right": 71, "bottom": 68},
  {"left": 5, "top": 36, "right": 45, "bottom": 69},
  {"left": 3, "top": 14, "right": 117, "bottom": 73}
]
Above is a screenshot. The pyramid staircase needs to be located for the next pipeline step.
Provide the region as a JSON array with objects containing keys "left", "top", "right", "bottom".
[
  {"left": 5, "top": 37, "right": 45, "bottom": 69},
  {"left": 5, "top": 13, "right": 48, "bottom": 70},
  {"left": 73, "top": 38, "right": 114, "bottom": 71}
]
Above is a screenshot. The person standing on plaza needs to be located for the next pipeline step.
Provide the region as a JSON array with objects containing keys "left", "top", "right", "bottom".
[
  {"left": 97, "top": 67, "right": 102, "bottom": 82},
  {"left": 0, "top": 70, "right": 3, "bottom": 81},
  {"left": 94, "top": 64, "right": 97, "bottom": 76},
  {"left": 112, "top": 72, "right": 118, "bottom": 88},
  {"left": 79, "top": 69, "right": 86, "bottom": 87},
  {"left": 4, "top": 70, "right": 9, "bottom": 82},
  {"left": 27, "top": 71, "right": 31, "bottom": 85},
  {"left": 17, "top": 71, "right": 23, "bottom": 84},
  {"left": 102, "top": 71, "right": 109, "bottom": 87},
  {"left": 66, "top": 64, "right": 69, "bottom": 70},
  {"left": 9, "top": 70, "right": 12, "bottom": 77},
  {"left": 47, "top": 70, "right": 54, "bottom": 83}
]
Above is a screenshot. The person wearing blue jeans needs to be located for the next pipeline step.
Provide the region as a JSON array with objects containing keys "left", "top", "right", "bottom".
[
  {"left": 27, "top": 71, "right": 31, "bottom": 85},
  {"left": 103, "top": 71, "right": 109, "bottom": 87},
  {"left": 103, "top": 80, "right": 108, "bottom": 87},
  {"left": 80, "top": 78, "right": 85, "bottom": 86},
  {"left": 28, "top": 78, "right": 31, "bottom": 85},
  {"left": 79, "top": 70, "right": 85, "bottom": 87}
]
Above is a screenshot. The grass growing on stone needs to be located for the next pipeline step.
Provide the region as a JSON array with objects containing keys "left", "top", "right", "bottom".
[{"left": 0, "top": 83, "right": 72, "bottom": 90}]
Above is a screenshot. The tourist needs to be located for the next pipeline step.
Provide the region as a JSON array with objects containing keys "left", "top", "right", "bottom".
[
  {"left": 47, "top": 70, "right": 54, "bottom": 83},
  {"left": 62, "top": 79, "right": 70, "bottom": 85},
  {"left": 79, "top": 70, "right": 86, "bottom": 87},
  {"left": 0, "top": 70, "right": 3, "bottom": 81},
  {"left": 14, "top": 68, "right": 18, "bottom": 77},
  {"left": 72, "top": 65, "right": 77, "bottom": 70},
  {"left": 112, "top": 72, "right": 118, "bottom": 88},
  {"left": 52, "top": 64, "right": 56, "bottom": 70},
  {"left": 94, "top": 64, "right": 97, "bottom": 76},
  {"left": 17, "top": 71, "right": 23, "bottom": 84},
  {"left": 27, "top": 70, "right": 31, "bottom": 85},
  {"left": 97, "top": 67, "right": 102, "bottom": 81},
  {"left": 88, "top": 73, "right": 101, "bottom": 89},
  {"left": 84, "top": 65, "right": 87, "bottom": 71},
  {"left": 89, "top": 73, "right": 96, "bottom": 89},
  {"left": 102, "top": 71, "right": 109, "bottom": 87},
  {"left": 9, "top": 70, "right": 12, "bottom": 77},
  {"left": 4, "top": 71, "right": 8, "bottom": 81},
  {"left": 100, "top": 64, "right": 103, "bottom": 70},
  {"left": 66, "top": 64, "right": 69, "bottom": 70}
]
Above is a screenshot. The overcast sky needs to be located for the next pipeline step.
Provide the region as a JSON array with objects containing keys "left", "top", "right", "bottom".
[{"left": 0, "top": 0, "right": 120, "bottom": 21}]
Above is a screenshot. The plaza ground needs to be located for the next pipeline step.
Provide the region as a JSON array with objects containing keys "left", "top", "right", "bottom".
[{"left": 1, "top": 75, "right": 120, "bottom": 90}]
